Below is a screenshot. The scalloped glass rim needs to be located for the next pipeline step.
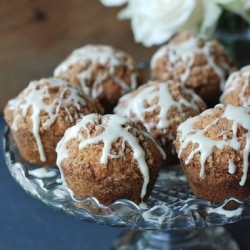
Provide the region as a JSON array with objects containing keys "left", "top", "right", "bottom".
[{"left": 4, "top": 126, "right": 250, "bottom": 231}]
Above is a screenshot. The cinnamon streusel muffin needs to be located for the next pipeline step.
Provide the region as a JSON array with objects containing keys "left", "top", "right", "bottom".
[
  {"left": 56, "top": 114, "right": 165, "bottom": 205},
  {"left": 220, "top": 66, "right": 250, "bottom": 107},
  {"left": 174, "top": 104, "right": 250, "bottom": 203},
  {"left": 54, "top": 45, "right": 143, "bottom": 113},
  {"left": 151, "top": 33, "right": 235, "bottom": 105},
  {"left": 114, "top": 80, "right": 206, "bottom": 162},
  {"left": 4, "top": 78, "right": 103, "bottom": 166}
]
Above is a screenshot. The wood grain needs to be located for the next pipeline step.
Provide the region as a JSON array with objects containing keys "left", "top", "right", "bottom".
[{"left": 0, "top": 0, "right": 156, "bottom": 110}]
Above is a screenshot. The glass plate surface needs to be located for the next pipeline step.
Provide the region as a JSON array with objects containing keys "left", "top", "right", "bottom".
[{"left": 4, "top": 127, "right": 250, "bottom": 231}]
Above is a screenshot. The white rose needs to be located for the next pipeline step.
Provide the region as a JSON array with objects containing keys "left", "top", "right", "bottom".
[
  {"left": 100, "top": 0, "right": 223, "bottom": 46},
  {"left": 118, "top": 0, "right": 204, "bottom": 46},
  {"left": 119, "top": 0, "right": 222, "bottom": 46}
]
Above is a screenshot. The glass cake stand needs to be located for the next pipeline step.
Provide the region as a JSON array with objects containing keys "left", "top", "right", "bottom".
[{"left": 4, "top": 127, "right": 250, "bottom": 250}]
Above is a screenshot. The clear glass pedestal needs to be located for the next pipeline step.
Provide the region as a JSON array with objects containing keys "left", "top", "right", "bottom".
[
  {"left": 4, "top": 128, "right": 250, "bottom": 250},
  {"left": 112, "top": 228, "right": 238, "bottom": 250}
]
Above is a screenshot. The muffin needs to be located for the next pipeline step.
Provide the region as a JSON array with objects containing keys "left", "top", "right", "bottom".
[
  {"left": 114, "top": 80, "right": 206, "bottom": 162},
  {"left": 53, "top": 45, "right": 143, "bottom": 113},
  {"left": 151, "top": 32, "right": 235, "bottom": 105},
  {"left": 220, "top": 66, "right": 250, "bottom": 107},
  {"left": 56, "top": 114, "right": 166, "bottom": 205},
  {"left": 4, "top": 78, "right": 103, "bottom": 166},
  {"left": 174, "top": 104, "right": 250, "bottom": 203}
]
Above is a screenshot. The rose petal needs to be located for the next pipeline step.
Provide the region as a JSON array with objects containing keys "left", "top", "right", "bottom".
[{"left": 201, "top": 0, "right": 222, "bottom": 36}]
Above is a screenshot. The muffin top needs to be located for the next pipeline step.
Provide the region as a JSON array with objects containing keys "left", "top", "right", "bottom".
[
  {"left": 151, "top": 33, "right": 234, "bottom": 91},
  {"left": 56, "top": 114, "right": 165, "bottom": 199},
  {"left": 114, "top": 80, "right": 206, "bottom": 144},
  {"left": 174, "top": 104, "right": 250, "bottom": 186},
  {"left": 5, "top": 78, "right": 102, "bottom": 162},
  {"left": 54, "top": 45, "right": 139, "bottom": 98},
  {"left": 220, "top": 66, "right": 250, "bottom": 107}
]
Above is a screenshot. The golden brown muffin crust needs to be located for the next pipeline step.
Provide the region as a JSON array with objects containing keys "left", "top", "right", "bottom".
[
  {"left": 151, "top": 32, "right": 235, "bottom": 105},
  {"left": 114, "top": 80, "right": 206, "bottom": 164},
  {"left": 174, "top": 104, "right": 250, "bottom": 204},
  {"left": 57, "top": 114, "right": 165, "bottom": 204},
  {"left": 54, "top": 45, "right": 143, "bottom": 113},
  {"left": 4, "top": 78, "right": 103, "bottom": 166}
]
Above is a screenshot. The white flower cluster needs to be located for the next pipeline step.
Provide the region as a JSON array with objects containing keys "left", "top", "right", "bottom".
[{"left": 100, "top": 0, "right": 250, "bottom": 46}]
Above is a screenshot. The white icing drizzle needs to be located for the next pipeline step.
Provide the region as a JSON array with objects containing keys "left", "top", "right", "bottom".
[
  {"left": 177, "top": 104, "right": 250, "bottom": 186},
  {"left": 114, "top": 81, "right": 204, "bottom": 141},
  {"left": 228, "top": 160, "right": 236, "bottom": 174},
  {"left": 221, "top": 66, "right": 250, "bottom": 107},
  {"left": 54, "top": 45, "right": 138, "bottom": 98},
  {"left": 9, "top": 78, "right": 90, "bottom": 162},
  {"left": 56, "top": 114, "right": 166, "bottom": 199},
  {"left": 151, "top": 36, "right": 230, "bottom": 90},
  {"left": 29, "top": 167, "right": 58, "bottom": 179}
]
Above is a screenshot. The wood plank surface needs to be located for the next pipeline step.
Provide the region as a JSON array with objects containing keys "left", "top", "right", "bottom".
[{"left": 0, "top": 0, "right": 155, "bottom": 110}]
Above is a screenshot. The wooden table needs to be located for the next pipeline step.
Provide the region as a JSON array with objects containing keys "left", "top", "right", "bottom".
[{"left": 0, "top": 0, "right": 155, "bottom": 110}]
